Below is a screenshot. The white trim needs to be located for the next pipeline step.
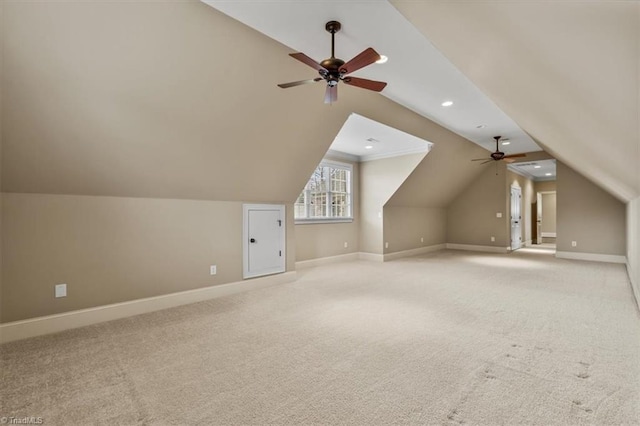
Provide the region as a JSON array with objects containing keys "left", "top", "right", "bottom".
[
  {"left": 296, "top": 252, "right": 360, "bottom": 269},
  {"left": 358, "top": 252, "right": 384, "bottom": 262},
  {"left": 360, "top": 146, "right": 429, "bottom": 162},
  {"left": 524, "top": 239, "right": 533, "bottom": 247},
  {"left": 555, "top": 251, "right": 626, "bottom": 264},
  {"left": 243, "top": 204, "right": 286, "bottom": 279},
  {"left": 325, "top": 149, "right": 359, "bottom": 163},
  {"left": 0, "top": 271, "right": 297, "bottom": 344},
  {"left": 541, "top": 232, "right": 557, "bottom": 238},
  {"left": 295, "top": 218, "right": 353, "bottom": 225},
  {"left": 383, "top": 244, "right": 446, "bottom": 261},
  {"left": 446, "top": 243, "right": 510, "bottom": 254}
]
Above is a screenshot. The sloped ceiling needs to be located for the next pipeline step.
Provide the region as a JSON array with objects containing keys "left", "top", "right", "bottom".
[
  {"left": 391, "top": 1, "right": 640, "bottom": 202},
  {"left": 1, "top": 0, "right": 488, "bottom": 205}
]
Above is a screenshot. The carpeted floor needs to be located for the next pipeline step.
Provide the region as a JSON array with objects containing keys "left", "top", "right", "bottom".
[{"left": 1, "top": 250, "right": 639, "bottom": 425}]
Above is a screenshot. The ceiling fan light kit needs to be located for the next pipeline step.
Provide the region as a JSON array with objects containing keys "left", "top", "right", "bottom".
[{"left": 278, "top": 21, "right": 388, "bottom": 104}]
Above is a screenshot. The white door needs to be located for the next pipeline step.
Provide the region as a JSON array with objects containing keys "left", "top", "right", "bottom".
[
  {"left": 510, "top": 186, "right": 522, "bottom": 250},
  {"left": 243, "top": 204, "right": 285, "bottom": 279},
  {"left": 536, "top": 192, "right": 543, "bottom": 244}
]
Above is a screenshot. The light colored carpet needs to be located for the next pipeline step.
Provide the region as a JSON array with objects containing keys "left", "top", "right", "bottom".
[{"left": 2, "top": 250, "right": 639, "bottom": 425}]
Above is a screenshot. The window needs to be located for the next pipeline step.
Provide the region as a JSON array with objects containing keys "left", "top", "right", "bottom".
[{"left": 295, "top": 160, "right": 353, "bottom": 223}]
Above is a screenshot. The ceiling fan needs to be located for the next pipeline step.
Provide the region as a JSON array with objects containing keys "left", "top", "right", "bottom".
[
  {"left": 278, "top": 21, "right": 387, "bottom": 104},
  {"left": 472, "top": 136, "right": 526, "bottom": 164}
]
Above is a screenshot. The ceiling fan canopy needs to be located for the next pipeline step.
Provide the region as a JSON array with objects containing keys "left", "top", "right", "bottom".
[
  {"left": 472, "top": 136, "right": 527, "bottom": 164},
  {"left": 278, "top": 21, "right": 387, "bottom": 103}
]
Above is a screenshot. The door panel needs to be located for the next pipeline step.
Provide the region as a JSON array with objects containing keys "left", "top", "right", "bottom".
[{"left": 243, "top": 205, "right": 285, "bottom": 279}]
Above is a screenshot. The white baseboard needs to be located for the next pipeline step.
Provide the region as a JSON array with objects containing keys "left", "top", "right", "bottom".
[
  {"left": 383, "top": 244, "right": 446, "bottom": 261},
  {"left": 446, "top": 243, "right": 510, "bottom": 254},
  {"left": 296, "top": 252, "right": 360, "bottom": 269},
  {"left": 626, "top": 262, "right": 640, "bottom": 312},
  {"left": 541, "top": 232, "right": 557, "bottom": 238},
  {"left": 555, "top": 251, "right": 626, "bottom": 264},
  {"left": 0, "top": 271, "right": 297, "bottom": 344},
  {"left": 358, "top": 252, "right": 384, "bottom": 262}
]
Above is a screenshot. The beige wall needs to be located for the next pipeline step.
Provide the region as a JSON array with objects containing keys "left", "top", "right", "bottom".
[
  {"left": 541, "top": 193, "right": 557, "bottom": 234},
  {"left": 556, "top": 162, "right": 626, "bottom": 255},
  {"left": 534, "top": 181, "right": 557, "bottom": 193},
  {"left": 359, "top": 153, "right": 426, "bottom": 254},
  {"left": 295, "top": 158, "right": 360, "bottom": 262},
  {"left": 383, "top": 207, "right": 446, "bottom": 253},
  {"left": 1, "top": 193, "right": 295, "bottom": 322},
  {"left": 447, "top": 163, "right": 510, "bottom": 247}
]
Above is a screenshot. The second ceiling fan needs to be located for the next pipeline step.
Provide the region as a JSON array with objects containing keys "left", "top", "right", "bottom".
[
  {"left": 472, "top": 136, "right": 526, "bottom": 164},
  {"left": 278, "top": 21, "right": 387, "bottom": 104}
]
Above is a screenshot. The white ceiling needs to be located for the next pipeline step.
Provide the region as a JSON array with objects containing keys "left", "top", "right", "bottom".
[
  {"left": 508, "top": 159, "right": 556, "bottom": 182},
  {"left": 201, "top": 0, "right": 542, "bottom": 156},
  {"left": 328, "top": 113, "right": 430, "bottom": 162}
]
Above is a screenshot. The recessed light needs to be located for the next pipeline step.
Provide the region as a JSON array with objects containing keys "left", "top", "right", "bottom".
[
  {"left": 501, "top": 141, "right": 511, "bottom": 145},
  {"left": 534, "top": 165, "right": 541, "bottom": 169},
  {"left": 545, "top": 173, "right": 553, "bottom": 176},
  {"left": 365, "top": 145, "right": 373, "bottom": 149},
  {"left": 441, "top": 101, "right": 454, "bottom": 107},
  {"left": 375, "top": 55, "right": 388, "bottom": 64},
  {"left": 476, "top": 124, "right": 487, "bottom": 129}
]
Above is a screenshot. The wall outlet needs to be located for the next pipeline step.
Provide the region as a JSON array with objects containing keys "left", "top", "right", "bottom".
[
  {"left": 55, "top": 283, "right": 67, "bottom": 298},
  {"left": 571, "top": 241, "right": 577, "bottom": 247},
  {"left": 420, "top": 237, "right": 424, "bottom": 243},
  {"left": 496, "top": 212, "right": 503, "bottom": 218},
  {"left": 210, "top": 265, "right": 217, "bottom": 275},
  {"left": 385, "top": 242, "right": 389, "bottom": 249},
  {"left": 491, "top": 236, "right": 495, "bottom": 242},
  {"left": 344, "top": 241, "right": 348, "bottom": 248}
]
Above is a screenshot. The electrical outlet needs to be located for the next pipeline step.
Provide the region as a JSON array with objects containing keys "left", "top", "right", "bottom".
[
  {"left": 496, "top": 212, "right": 503, "bottom": 218},
  {"left": 491, "top": 236, "right": 495, "bottom": 242},
  {"left": 210, "top": 265, "right": 217, "bottom": 275},
  {"left": 420, "top": 237, "right": 424, "bottom": 243},
  {"left": 571, "top": 241, "right": 577, "bottom": 247},
  {"left": 55, "top": 283, "right": 67, "bottom": 298},
  {"left": 344, "top": 242, "right": 348, "bottom": 248},
  {"left": 385, "top": 242, "right": 389, "bottom": 249}
]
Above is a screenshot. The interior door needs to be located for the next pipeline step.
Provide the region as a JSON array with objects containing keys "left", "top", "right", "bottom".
[
  {"left": 536, "top": 192, "right": 543, "bottom": 244},
  {"left": 243, "top": 204, "right": 285, "bottom": 279},
  {"left": 510, "top": 186, "right": 522, "bottom": 250}
]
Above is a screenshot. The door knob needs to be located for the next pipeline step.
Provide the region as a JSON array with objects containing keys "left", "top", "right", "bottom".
[{"left": 250, "top": 238, "right": 256, "bottom": 243}]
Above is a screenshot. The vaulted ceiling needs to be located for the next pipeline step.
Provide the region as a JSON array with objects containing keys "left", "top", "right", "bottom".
[
  {"left": 391, "top": 1, "right": 639, "bottom": 202},
  {"left": 2, "top": 1, "right": 638, "bottom": 207}
]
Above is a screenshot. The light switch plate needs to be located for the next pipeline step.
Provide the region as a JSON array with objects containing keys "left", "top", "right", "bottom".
[
  {"left": 496, "top": 212, "right": 503, "bottom": 218},
  {"left": 55, "top": 283, "right": 67, "bottom": 298}
]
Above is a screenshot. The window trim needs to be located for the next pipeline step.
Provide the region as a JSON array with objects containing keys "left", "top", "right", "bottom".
[{"left": 295, "top": 159, "right": 354, "bottom": 224}]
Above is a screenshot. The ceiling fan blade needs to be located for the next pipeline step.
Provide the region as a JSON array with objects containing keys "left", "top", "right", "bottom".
[
  {"left": 278, "top": 78, "right": 323, "bottom": 89},
  {"left": 471, "top": 158, "right": 489, "bottom": 161},
  {"left": 340, "top": 47, "right": 380, "bottom": 75},
  {"left": 481, "top": 160, "right": 494, "bottom": 164},
  {"left": 324, "top": 85, "right": 337, "bottom": 104},
  {"left": 289, "top": 52, "right": 326, "bottom": 72},
  {"left": 503, "top": 158, "right": 516, "bottom": 163},
  {"left": 343, "top": 76, "right": 387, "bottom": 92},
  {"left": 503, "top": 153, "right": 527, "bottom": 159}
]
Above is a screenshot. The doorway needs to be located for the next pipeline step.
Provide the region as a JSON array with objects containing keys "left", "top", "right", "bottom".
[
  {"left": 243, "top": 204, "right": 286, "bottom": 279},
  {"left": 510, "top": 186, "right": 522, "bottom": 251}
]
